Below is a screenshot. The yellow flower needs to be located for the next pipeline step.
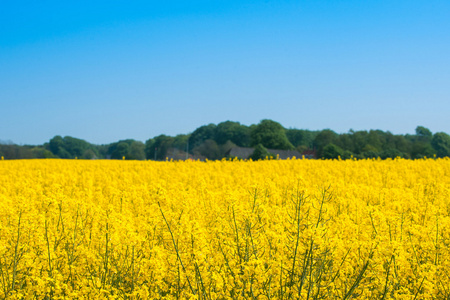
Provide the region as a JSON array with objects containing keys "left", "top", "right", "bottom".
[{"left": 1, "top": 158, "right": 449, "bottom": 298}]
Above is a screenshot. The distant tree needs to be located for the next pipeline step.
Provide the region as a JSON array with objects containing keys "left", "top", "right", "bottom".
[
  {"left": 173, "top": 134, "right": 189, "bottom": 150},
  {"left": 296, "top": 145, "right": 308, "bottom": 154},
  {"left": 219, "top": 140, "right": 236, "bottom": 157},
  {"left": 188, "top": 124, "right": 217, "bottom": 150},
  {"left": 431, "top": 132, "right": 450, "bottom": 158},
  {"left": 144, "top": 139, "right": 155, "bottom": 159},
  {"left": 379, "top": 149, "right": 406, "bottom": 159},
  {"left": 107, "top": 139, "right": 134, "bottom": 159},
  {"left": 415, "top": 126, "right": 432, "bottom": 139},
  {"left": 49, "top": 136, "right": 65, "bottom": 156},
  {"left": 32, "top": 121, "right": 450, "bottom": 161},
  {"left": 145, "top": 135, "right": 174, "bottom": 160},
  {"left": 48, "top": 135, "right": 99, "bottom": 159},
  {"left": 367, "top": 130, "right": 382, "bottom": 152},
  {"left": 363, "top": 150, "right": 380, "bottom": 159},
  {"left": 96, "top": 144, "right": 109, "bottom": 159},
  {"left": 342, "top": 150, "right": 353, "bottom": 160},
  {"left": 410, "top": 142, "right": 435, "bottom": 159},
  {"left": 285, "top": 129, "right": 317, "bottom": 148},
  {"left": 64, "top": 136, "right": 92, "bottom": 158},
  {"left": 58, "top": 148, "right": 71, "bottom": 159},
  {"left": 216, "top": 121, "right": 250, "bottom": 146},
  {"left": 362, "top": 144, "right": 379, "bottom": 154},
  {"left": 250, "top": 120, "right": 294, "bottom": 150},
  {"left": 0, "top": 143, "right": 33, "bottom": 159},
  {"left": 128, "top": 141, "right": 146, "bottom": 160},
  {"left": 351, "top": 131, "right": 369, "bottom": 155},
  {"left": 82, "top": 149, "right": 96, "bottom": 159},
  {"left": 250, "top": 144, "right": 274, "bottom": 160},
  {"left": 322, "top": 144, "right": 343, "bottom": 159},
  {"left": 111, "top": 142, "right": 130, "bottom": 159},
  {"left": 313, "top": 129, "right": 338, "bottom": 157},
  {"left": 29, "top": 147, "right": 56, "bottom": 159},
  {"left": 336, "top": 133, "right": 353, "bottom": 152},
  {"left": 193, "top": 139, "right": 221, "bottom": 160},
  {"left": 384, "top": 133, "right": 411, "bottom": 157}
]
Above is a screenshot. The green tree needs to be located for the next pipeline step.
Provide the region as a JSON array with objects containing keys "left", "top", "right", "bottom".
[
  {"left": 48, "top": 135, "right": 99, "bottom": 159},
  {"left": 30, "top": 147, "right": 56, "bottom": 158},
  {"left": 193, "top": 139, "right": 221, "bottom": 160},
  {"left": 322, "top": 143, "right": 344, "bottom": 159},
  {"left": 250, "top": 120, "right": 294, "bottom": 150},
  {"left": 351, "top": 131, "right": 369, "bottom": 155},
  {"left": 58, "top": 147, "right": 71, "bottom": 159},
  {"left": 285, "top": 129, "right": 317, "bottom": 148},
  {"left": 431, "top": 132, "right": 450, "bottom": 158},
  {"left": 145, "top": 135, "right": 174, "bottom": 160},
  {"left": 367, "top": 130, "right": 382, "bottom": 152},
  {"left": 173, "top": 134, "right": 189, "bottom": 150},
  {"left": 379, "top": 148, "right": 406, "bottom": 159},
  {"left": 144, "top": 138, "right": 155, "bottom": 159},
  {"left": 415, "top": 126, "right": 432, "bottom": 140},
  {"left": 250, "top": 144, "right": 274, "bottom": 160},
  {"left": 216, "top": 121, "right": 250, "bottom": 146},
  {"left": 128, "top": 141, "right": 146, "bottom": 160},
  {"left": 111, "top": 142, "right": 130, "bottom": 159},
  {"left": 384, "top": 132, "right": 411, "bottom": 157},
  {"left": 188, "top": 124, "right": 217, "bottom": 150},
  {"left": 49, "top": 135, "right": 64, "bottom": 155},
  {"left": 63, "top": 136, "right": 83, "bottom": 157},
  {"left": 313, "top": 129, "right": 338, "bottom": 157},
  {"left": 336, "top": 133, "right": 353, "bottom": 152},
  {"left": 0, "top": 143, "right": 33, "bottom": 159},
  {"left": 410, "top": 142, "right": 435, "bottom": 159},
  {"left": 82, "top": 149, "right": 96, "bottom": 159}
]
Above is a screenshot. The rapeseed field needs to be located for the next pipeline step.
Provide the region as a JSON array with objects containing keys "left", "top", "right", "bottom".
[{"left": 1, "top": 158, "right": 450, "bottom": 299}]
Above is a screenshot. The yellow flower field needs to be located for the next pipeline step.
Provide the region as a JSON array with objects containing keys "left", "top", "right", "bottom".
[{"left": 1, "top": 158, "right": 450, "bottom": 299}]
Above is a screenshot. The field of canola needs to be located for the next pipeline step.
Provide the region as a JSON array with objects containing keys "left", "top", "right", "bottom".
[{"left": 1, "top": 158, "right": 450, "bottom": 299}]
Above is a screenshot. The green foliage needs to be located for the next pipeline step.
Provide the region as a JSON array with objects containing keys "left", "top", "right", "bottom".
[
  {"left": 4, "top": 121, "right": 450, "bottom": 160},
  {"left": 0, "top": 143, "right": 35, "bottom": 159},
  {"left": 322, "top": 143, "right": 343, "bottom": 159},
  {"left": 48, "top": 135, "right": 100, "bottom": 159},
  {"left": 81, "top": 149, "right": 96, "bottom": 159},
  {"left": 410, "top": 142, "right": 435, "bottom": 159},
  {"left": 314, "top": 129, "right": 338, "bottom": 157},
  {"left": 415, "top": 126, "right": 432, "bottom": 139},
  {"left": 342, "top": 150, "right": 353, "bottom": 160},
  {"left": 145, "top": 135, "right": 175, "bottom": 160},
  {"left": 285, "top": 128, "right": 317, "bottom": 148},
  {"left": 144, "top": 138, "right": 154, "bottom": 159},
  {"left": 250, "top": 120, "right": 294, "bottom": 150},
  {"left": 383, "top": 132, "right": 410, "bottom": 154},
  {"left": 250, "top": 144, "right": 274, "bottom": 160},
  {"left": 188, "top": 124, "right": 217, "bottom": 150},
  {"left": 193, "top": 139, "right": 221, "bottom": 160},
  {"left": 31, "top": 147, "right": 57, "bottom": 159},
  {"left": 216, "top": 121, "right": 250, "bottom": 146},
  {"left": 111, "top": 142, "right": 130, "bottom": 159},
  {"left": 431, "top": 132, "right": 450, "bottom": 158},
  {"left": 351, "top": 131, "right": 369, "bottom": 154},
  {"left": 128, "top": 141, "right": 146, "bottom": 160},
  {"left": 173, "top": 134, "right": 189, "bottom": 150},
  {"left": 49, "top": 135, "right": 64, "bottom": 154},
  {"left": 379, "top": 148, "right": 407, "bottom": 159}
]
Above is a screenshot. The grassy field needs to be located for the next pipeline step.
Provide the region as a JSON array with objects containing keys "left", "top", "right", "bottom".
[{"left": 1, "top": 158, "right": 450, "bottom": 299}]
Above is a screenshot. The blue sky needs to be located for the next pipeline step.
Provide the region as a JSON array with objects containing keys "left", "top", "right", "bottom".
[{"left": 1, "top": 1, "right": 449, "bottom": 145}]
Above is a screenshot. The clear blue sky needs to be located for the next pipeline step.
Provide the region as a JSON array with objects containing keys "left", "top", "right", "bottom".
[{"left": 1, "top": 1, "right": 449, "bottom": 145}]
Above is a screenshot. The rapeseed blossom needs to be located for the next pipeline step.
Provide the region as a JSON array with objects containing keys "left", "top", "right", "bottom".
[{"left": 0, "top": 158, "right": 449, "bottom": 299}]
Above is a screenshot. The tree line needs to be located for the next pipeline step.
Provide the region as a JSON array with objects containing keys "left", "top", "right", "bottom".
[{"left": 2, "top": 120, "right": 450, "bottom": 160}]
